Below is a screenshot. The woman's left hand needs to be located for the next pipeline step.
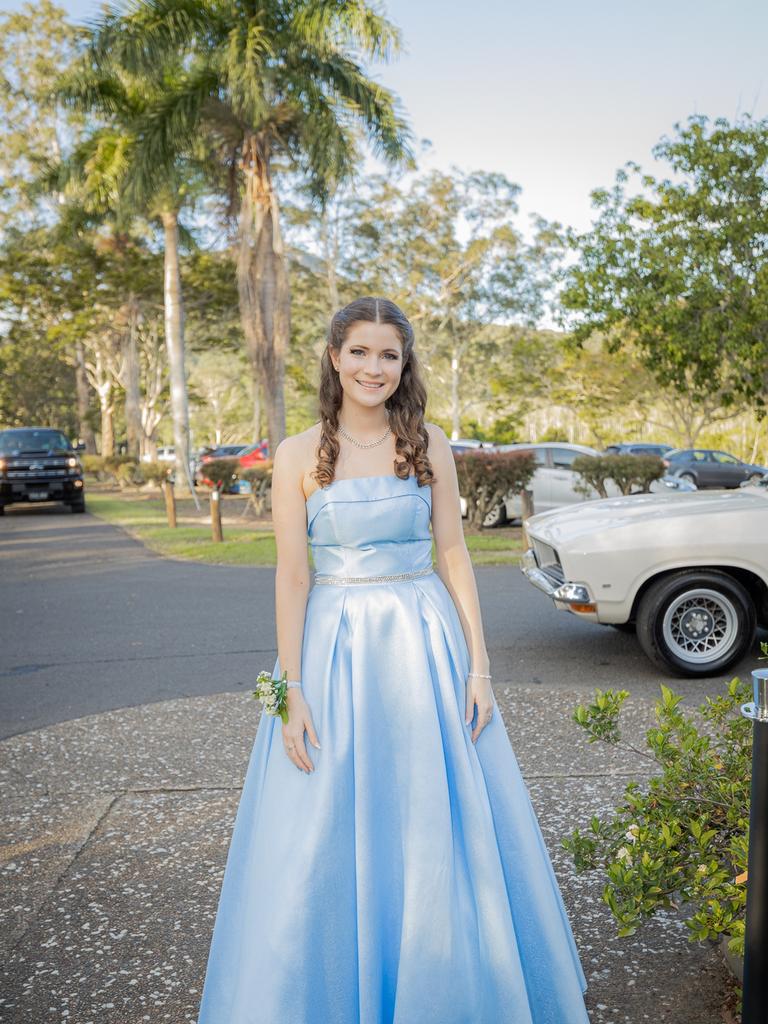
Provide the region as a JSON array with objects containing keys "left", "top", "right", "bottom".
[{"left": 465, "top": 675, "right": 494, "bottom": 744}]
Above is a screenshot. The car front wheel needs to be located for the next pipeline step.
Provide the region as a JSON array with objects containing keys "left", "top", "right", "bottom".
[{"left": 636, "top": 570, "right": 755, "bottom": 677}]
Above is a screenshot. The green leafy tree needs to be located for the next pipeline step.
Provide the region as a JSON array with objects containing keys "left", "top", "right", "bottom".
[
  {"left": 561, "top": 114, "right": 768, "bottom": 416},
  {"left": 0, "top": 0, "right": 85, "bottom": 230},
  {"left": 320, "top": 168, "right": 558, "bottom": 435},
  {"left": 87, "top": 0, "right": 414, "bottom": 454},
  {"left": 53, "top": 49, "right": 216, "bottom": 490}
]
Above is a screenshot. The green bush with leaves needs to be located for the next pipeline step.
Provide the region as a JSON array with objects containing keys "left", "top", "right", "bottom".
[
  {"left": 81, "top": 454, "right": 144, "bottom": 486},
  {"left": 138, "top": 461, "right": 173, "bottom": 485},
  {"left": 240, "top": 462, "right": 273, "bottom": 514},
  {"left": 563, "top": 649, "right": 768, "bottom": 962},
  {"left": 453, "top": 449, "right": 536, "bottom": 528},
  {"left": 571, "top": 453, "right": 665, "bottom": 498},
  {"left": 198, "top": 457, "right": 240, "bottom": 492}
]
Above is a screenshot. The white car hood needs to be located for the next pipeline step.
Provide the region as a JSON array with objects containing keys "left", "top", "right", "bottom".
[{"left": 527, "top": 488, "right": 768, "bottom": 546}]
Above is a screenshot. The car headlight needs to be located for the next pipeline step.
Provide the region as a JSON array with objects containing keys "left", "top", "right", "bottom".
[{"left": 552, "top": 582, "right": 592, "bottom": 604}]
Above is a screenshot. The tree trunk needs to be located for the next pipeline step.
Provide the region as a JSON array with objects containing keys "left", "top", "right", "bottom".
[
  {"left": 321, "top": 204, "right": 340, "bottom": 314},
  {"left": 99, "top": 395, "right": 114, "bottom": 456},
  {"left": 124, "top": 295, "right": 142, "bottom": 459},
  {"left": 252, "top": 380, "right": 262, "bottom": 445},
  {"left": 161, "top": 209, "right": 193, "bottom": 495},
  {"left": 450, "top": 352, "right": 460, "bottom": 439},
  {"left": 74, "top": 340, "right": 97, "bottom": 453},
  {"left": 236, "top": 132, "right": 289, "bottom": 455}
]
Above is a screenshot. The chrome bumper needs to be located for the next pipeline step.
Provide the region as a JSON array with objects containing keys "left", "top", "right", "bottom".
[{"left": 520, "top": 548, "right": 596, "bottom": 613}]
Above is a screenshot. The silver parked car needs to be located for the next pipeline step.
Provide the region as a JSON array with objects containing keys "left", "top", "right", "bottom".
[{"left": 488, "top": 442, "right": 695, "bottom": 524}]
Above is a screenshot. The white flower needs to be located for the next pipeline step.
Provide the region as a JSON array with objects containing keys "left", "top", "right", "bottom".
[
  {"left": 616, "top": 846, "right": 633, "bottom": 863},
  {"left": 696, "top": 864, "right": 708, "bottom": 875},
  {"left": 625, "top": 826, "right": 639, "bottom": 843}
]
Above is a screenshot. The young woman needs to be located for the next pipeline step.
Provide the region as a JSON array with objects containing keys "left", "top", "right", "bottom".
[{"left": 197, "top": 297, "right": 590, "bottom": 1024}]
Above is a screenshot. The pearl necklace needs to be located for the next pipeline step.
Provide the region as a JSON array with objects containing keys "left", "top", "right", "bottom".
[{"left": 337, "top": 420, "right": 391, "bottom": 449}]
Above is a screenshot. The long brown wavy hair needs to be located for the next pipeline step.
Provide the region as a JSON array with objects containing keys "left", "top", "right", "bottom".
[{"left": 313, "top": 297, "right": 436, "bottom": 489}]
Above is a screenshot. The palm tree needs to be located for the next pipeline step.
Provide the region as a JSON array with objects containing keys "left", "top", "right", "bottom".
[
  {"left": 88, "top": 0, "right": 413, "bottom": 452},
  {"left": 53, "top": 60, "right": 207, "bottom": 495}
]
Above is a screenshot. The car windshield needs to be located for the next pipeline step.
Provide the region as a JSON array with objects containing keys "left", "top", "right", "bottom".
[
  {"left": 0, "top": 429, "right": 71, "bottom": 454},
  {"left": 630, "top": 446, "right": 668, "bottom": 456}
]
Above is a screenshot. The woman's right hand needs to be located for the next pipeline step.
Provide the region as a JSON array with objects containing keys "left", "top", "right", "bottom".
[{"left": 282, "top": 689, "right": 321, "bottom": 773}]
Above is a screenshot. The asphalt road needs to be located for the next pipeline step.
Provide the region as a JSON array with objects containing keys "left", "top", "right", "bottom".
[{"left": 1, "top": 502, "right": 762, "bottom": 738}]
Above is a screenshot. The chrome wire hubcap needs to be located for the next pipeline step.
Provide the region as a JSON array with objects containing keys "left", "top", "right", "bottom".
[{"left": 662, "top": 588, "right": 738, "bottom": 663}]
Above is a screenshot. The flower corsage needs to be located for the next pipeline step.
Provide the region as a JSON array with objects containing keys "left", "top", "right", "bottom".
[{"left": 252, "top": 669, "right": 292, "bottom": 724}]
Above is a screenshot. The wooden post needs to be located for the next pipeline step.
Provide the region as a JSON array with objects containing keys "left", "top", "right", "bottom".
[
  {"left": 210, "top": 489, "right": 223, "bottom": 542},
  {"left": 161, "top": 477, "right": 177, "bottom": 528}
]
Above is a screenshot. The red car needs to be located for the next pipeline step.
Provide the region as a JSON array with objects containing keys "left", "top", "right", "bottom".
[
  {"left": 198, "top": 441, "right": 269, "bottom": 492},
  {"left": 238, "top": 441, "right": 269, "bottom": 468}
]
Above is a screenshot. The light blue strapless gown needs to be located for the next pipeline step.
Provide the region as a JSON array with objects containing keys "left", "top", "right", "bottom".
[{"left": 197, "top": 474, "right": 590, "bottom": 1024}]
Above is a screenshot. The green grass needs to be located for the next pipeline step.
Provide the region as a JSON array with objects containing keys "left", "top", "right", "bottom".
[
  {"left": 86, "top": 491, "right": 277, "bottom": 565},
  {"left": 86, "top": 489, "right": 523, "bottom": 568},
  {"left": 462, "top": 531, "right": 524, "bottom": 565}
]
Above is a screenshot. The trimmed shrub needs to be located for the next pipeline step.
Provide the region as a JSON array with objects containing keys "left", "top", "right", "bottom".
[
  {"left": 453, "top": 449, "right": 536, "bottom": 529},
  {"left": 240, "top": 462, "right": 274, "bottom": 514},
  {"left": 572, "top": 453, "right": 666, "bottom": 498}
]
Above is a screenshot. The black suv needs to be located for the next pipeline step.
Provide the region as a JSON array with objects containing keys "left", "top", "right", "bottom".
[{"left": 0, "top": 427, "right": 86, "bottom": 514}]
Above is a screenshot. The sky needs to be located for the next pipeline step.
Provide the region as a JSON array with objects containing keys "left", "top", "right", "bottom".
[{"left": 2, "top": 0, "right": 767, "bottom": 235}]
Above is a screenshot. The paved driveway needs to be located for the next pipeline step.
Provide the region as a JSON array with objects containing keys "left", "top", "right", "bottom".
[
  {"left": 0, "top": 504, "right": 742, "bottom": 1022},
  {"left": 1, "top": 504, "right": 762, "bottom": 737}
]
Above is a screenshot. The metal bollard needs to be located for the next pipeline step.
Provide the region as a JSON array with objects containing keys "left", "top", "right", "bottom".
[{"left": 740, "top": 667, "right": 768, "bottom": 1022}]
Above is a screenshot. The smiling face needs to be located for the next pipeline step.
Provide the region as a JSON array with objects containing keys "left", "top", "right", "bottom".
[{"left": 329, "top": 320, "right": 404, "bottom": 408}]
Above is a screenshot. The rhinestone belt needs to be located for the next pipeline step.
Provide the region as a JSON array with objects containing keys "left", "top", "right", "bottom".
[{"left": 314, "top": 565, "right": 434, "bottom": 586}]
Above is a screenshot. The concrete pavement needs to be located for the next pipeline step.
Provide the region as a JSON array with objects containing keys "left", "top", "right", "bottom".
[{"left": 0, "top": 504, "right": 744, "bottom": 1023}]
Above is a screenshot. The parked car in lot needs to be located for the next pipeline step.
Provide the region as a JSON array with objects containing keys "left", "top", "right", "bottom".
[
  {"left": 449, "top": 438, "right": 495, "bottom": 453},
  {"left": 195, "top": 444, "right": 251, "bottom": 486},
  {"left": 485, "top": 442, "right": 695, "bottom": 523},
  {"left": 663, "top": 448, "right": 767, "bottom": 488},
  {"left": 238, "top": 441, "right": 269, "bottom": 467},
  {"left": 0, "top": 426, "right": 86, "bottom": 514},
  {"left": 228, "top": 441, "right": 270, "bottom": 493},
  {"left": 520, "top": 487, "right": 768, "bottom": 677},
  {"left": 196, "top": 442, "right": 270, "bottom": 492},
  {"left": 604, "top": 442, "right": 674, "bottom": 457},
  {"left": 141, "top": 445, "right": 177, "bottom": 463}
]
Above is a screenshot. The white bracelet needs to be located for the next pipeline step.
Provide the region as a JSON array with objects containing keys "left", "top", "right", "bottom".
[
  {"left": 467, "top": 671, "right": 492, "bottom": 679},
  {"left": 286, "top": 679, "right": 302, "bottom": 688}
]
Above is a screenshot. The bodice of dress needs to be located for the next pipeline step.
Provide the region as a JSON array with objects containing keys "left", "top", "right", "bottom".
[{"left": 306, "top": 473, "right": 433, "bottom": 578}]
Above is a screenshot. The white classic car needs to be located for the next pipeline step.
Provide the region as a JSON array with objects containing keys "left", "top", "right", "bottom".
[{"left": 520, "top": 485, "right": 768, "bottom": 677}]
